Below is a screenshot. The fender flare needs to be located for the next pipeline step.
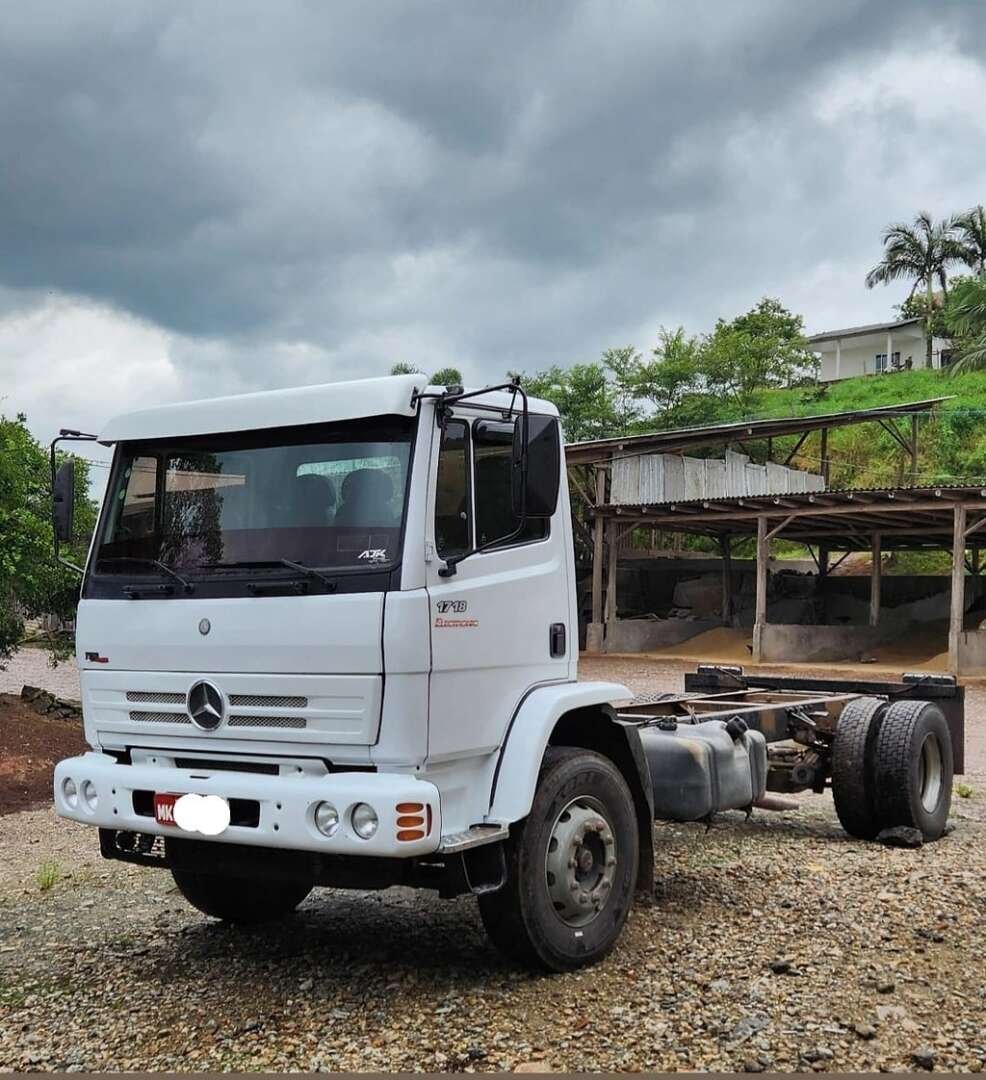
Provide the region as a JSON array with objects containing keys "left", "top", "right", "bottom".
[{"left": 487, "top": 680, "right": 633, "bottom": 824}]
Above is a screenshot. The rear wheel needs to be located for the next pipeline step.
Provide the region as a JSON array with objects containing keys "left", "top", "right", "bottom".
[
  {"left": 831, "top": 697, "right": 887, "bottom": 840},
  {"left": 478, "top": 747, "right": 638, "bottom": 972},
  {"left": 871, "top": 699, "right": 953, "bottom": 841}
]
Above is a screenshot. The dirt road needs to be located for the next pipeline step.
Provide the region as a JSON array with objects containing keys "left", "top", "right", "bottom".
[{"left": 0, "top": 655, "right": 984, "bottom": 1072}]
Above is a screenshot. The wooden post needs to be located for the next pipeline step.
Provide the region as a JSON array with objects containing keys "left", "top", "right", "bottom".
[
  {"left": 820, "top": 427, "right": 829, "bottom": 487},
  {"left": 587, "top": 466, "right": 607, "bottom": 650},
  {"left": 753, "top": 516, "right": 768, "bottom": 661},
  {"left": 818, "top": 543, "right": 830, "bottom": 624},
  {"left": 869, "top": 532, "right": 881, "bottom": 627},
  {"left": 911, "top": 413, "right": 919, "bottom": 484},
  {"left": 720, "top": 534, "right": 733, "bottom": 627},
  {"left": 949, "top": 505, "right": 967, "bottom": 675},
  {"left": 605, "top": 519, "right": 618, "bottom": 639}
]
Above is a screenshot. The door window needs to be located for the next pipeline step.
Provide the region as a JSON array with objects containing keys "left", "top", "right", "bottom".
[
  {"left": 473, "top": 421, "right": 548, "bottom": 549},
  {"left": 435, "top": 420, "right": 472, "bottom": 557}
]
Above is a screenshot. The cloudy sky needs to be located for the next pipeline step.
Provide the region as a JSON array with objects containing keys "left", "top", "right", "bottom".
[{"left": 2, "top": 0, "right": 986, "bottom": 472}]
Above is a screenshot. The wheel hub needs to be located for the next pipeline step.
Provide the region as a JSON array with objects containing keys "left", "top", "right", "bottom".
[
  {"left": 918, "top": 732, "right": 943, "bottom": 813},
  {"left": 545, "top": 797, "right": 617, "bottom": 928}
]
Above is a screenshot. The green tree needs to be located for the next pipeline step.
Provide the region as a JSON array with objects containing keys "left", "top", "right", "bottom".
[
  {"left": 520, "top": 362, "right": 621, "bottom": 441},
  {"left": 430, "top": 366, "right": 463, "bottom": 387},
  {"left": 389, "top": 361, "right": 423, "bottom": 375},
  {"left": 0, "top": 415, "right": 96, "bottom": 664},
  {"left": 600, "top": 346, "right": 643, "bottom": 433},
  {"left": 632, "top": 327, "right": 701, "bottom": 419},
  {"left": 865, "top": 211, "right": 966, "bottom": 367},
  {"left": 955, "top": 205, "right": 986, "bottom": 275},
  {"left": 945, "top": 275, "right": 986, "bottom": 375},
  {"left": 696, "top": 298, "right": 815, "bottom": 410}
]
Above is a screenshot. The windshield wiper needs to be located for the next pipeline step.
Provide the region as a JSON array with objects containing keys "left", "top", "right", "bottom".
[
  {"left": 208, "top": 560, "right": 337, "bottom": 591},
  {"left": 96, "top": 556, "right": 195, "bottom": 595}
]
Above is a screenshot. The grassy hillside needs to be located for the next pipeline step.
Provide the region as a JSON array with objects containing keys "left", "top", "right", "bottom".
[{"left": 709, "top": 369, "right": 986, "bottom": 491}]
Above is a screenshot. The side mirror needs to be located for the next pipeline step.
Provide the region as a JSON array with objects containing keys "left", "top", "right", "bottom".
[
  {"left": 512, "top": 414, "right": 561, "bottom": 519},
  {"left": 53, "top": 460, "right": 76, "bottom": 543}
]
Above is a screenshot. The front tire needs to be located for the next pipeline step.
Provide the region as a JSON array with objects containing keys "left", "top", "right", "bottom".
[
  {"left": 169, "top": 854, "right": 313, "bottom": 924},
  {"left": 479, "top": 747, "right": 639, "bottom": 972}
]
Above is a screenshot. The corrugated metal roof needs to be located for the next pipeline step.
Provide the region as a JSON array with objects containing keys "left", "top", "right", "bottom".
[
  {"left": 600, "top": 483, "right": 986, "bottom": 551},
  {"left": 565, "top": 397, "right": 951, "bottom": 465},
  {"left": 807, "top": 317, "right": 923, "bottom": 345}
]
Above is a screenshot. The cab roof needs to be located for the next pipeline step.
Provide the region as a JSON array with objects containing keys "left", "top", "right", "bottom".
[{"left": 98, "top": 374, "right": 558, "bottom": 444}]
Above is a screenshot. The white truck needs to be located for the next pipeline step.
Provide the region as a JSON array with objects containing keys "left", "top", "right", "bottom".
[{"left": 51, "top": 374, "right": 961, "bottom": 971}]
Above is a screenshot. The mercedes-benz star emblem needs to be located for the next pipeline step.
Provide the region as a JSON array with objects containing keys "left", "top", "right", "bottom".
[
  {"left": 187, "top": 680, "right": 225, "bottom": 731},
  {"left": 198, "top": 618, "right": 211, "bottom": 636}
]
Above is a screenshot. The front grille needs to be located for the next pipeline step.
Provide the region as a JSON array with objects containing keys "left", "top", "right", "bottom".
[
  {"left": 127, "top": 691, "right": 186, "bottom": 705},
  {"left": 228, "top": 715, "right": 307, "bottom": 730},
  {"left": 130, "top": 711, "right": 191, "bottom": 724},
  {"left": 228, "top": 694, "right": 308, "bottom": 709}
]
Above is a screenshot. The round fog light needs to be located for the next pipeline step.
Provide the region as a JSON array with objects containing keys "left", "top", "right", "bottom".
[
  {"left": 351, "top": 802, "right": 378, "bottom": 840},
  {"left": 62, "top": 777, "right": 79, "bottom": 809},
  {"left": 80, "top": 780, "right": 98, "bottom": 812},
  {"left": 314, "top": 801, "right": 340, "bottom": 837}
]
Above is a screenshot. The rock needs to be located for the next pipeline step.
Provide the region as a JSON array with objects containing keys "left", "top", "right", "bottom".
[
  {"left": 912, "top": 1048, "right": 936, "bottom": 1070},
  {"left": 743, "top": 1059, "right": 765, "bottom": 1073},
  {"left": 854, "top": 1023, "right": 877, "bottom": 1040},
  {"left": 730, "top": 1015, "right": 770, "bottom": 1044},
  {"left": 876, "top": 978, "right": 896, "bottom": 994},
  {"left": 876, "top": 826, "right": 924, "bottom": 848},
  {"left": 769, "top": 957, "right": 793, "bottom": 975},
  {"left": 514, "top": 1063, "right": 554, "bottom": 1073},
  {"left": 803, "top": 1046, "right": 834, "bottom": 1063}
]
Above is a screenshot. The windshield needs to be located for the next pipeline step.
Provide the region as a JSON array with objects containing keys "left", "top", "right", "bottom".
[{"left": 91, "top": 418, "right": 414, "bottom": 585}]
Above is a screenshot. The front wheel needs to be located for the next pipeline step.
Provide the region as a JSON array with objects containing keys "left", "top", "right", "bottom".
[
  {"left": 168, "top": 846, "right": 313, "bottom": 924},
  {"left": 478, "top": 747, "right": 639, "bottom": 972}
]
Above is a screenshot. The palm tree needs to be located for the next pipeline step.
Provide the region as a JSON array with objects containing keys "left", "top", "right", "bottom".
[
  {"left": 865, "top": 212, "right": 965, "bottom": 367},
  {"left": 946, "top": 276, "right": 986, "bottom": 375},
  {"left": 955, "top": 205, "right": 986, "bottom": 274}
]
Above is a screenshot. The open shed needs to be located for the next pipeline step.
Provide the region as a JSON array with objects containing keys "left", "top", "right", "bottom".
[{"left": 565, "top": 397, "right": 986, "bottom": 674}]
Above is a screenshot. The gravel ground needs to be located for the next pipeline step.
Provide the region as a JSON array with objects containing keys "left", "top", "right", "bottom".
[{"left": 0, "top": 653, "right": 984, "bottom": 1072}]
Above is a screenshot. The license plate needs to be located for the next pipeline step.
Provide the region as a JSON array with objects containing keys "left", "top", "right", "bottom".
[{"left": 154, "top": 792, "right": 181, "bottom": 827}]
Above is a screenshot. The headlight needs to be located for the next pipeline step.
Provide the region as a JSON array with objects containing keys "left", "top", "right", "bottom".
[
  {"left": 62, "top": 777, "right": 79, "bottom": 809},
  {"left": 351, "top": 802, "right": 378, "bottom": 840},
  {"left": 314, "top": 801, "right": 340, "bottom": 837},
  {"left": 80, "top": 780, "right": 98, "bottom": 812}
]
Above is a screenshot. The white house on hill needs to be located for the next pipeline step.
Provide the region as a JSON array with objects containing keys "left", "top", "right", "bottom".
[{"left": 809, "top": 317, "right": 952, "bottom": 382}]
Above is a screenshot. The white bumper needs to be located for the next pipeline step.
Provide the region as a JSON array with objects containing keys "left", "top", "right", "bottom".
[{"left": 54, "top": 752, "right": 441, "bottom": 857}]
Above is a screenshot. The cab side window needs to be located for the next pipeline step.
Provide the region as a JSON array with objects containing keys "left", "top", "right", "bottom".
[
  {"left": 435, "top": 419, "right": 471, "bottom": 557},
  {"left": 473, "top": 421, "right": 548, "bottom": 548}
]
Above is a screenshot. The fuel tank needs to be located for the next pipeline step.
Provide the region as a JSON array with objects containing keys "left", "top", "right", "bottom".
[{"left": 638, "top": 718, "right": 767, "bottom": 822}]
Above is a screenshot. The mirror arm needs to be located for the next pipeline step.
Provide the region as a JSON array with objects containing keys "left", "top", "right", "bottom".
[{"left": 50, "top": 430, "right": 98, "bottom": 577}]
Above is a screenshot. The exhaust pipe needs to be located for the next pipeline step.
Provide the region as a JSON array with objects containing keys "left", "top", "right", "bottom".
[{"left": 753, "top": 794, "right": 800, "bottom": 812}]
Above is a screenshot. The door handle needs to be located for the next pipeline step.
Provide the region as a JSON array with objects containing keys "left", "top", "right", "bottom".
[{"left": 549, "top": 623, "right": 567, "bottom": 658}]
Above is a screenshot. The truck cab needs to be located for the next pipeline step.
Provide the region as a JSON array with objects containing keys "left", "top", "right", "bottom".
[{"left": 53, "top": 375, "right": 647, "bottom": 968}]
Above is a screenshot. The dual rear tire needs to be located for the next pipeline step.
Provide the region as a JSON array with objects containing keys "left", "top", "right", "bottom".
[{"left": 832, "top": 698, "right": 953, "bottom": 841}]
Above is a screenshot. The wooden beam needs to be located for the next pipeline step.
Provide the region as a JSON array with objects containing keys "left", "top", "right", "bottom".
[
  {"left": 820, "top": 427, "right": 830, "bottom": 487},
  {"left": 949, "top": 505, "right": 967, "bottom": 674},
  {"left": 783, "top": 430, "right": 810, "bottom": 466},
  {"left": 870, "top": 532, "right": 881, "bottom": 627},
  {"left": 720, "top": 533, "right": 733, "bottom": 627},
  {"left": 753, "top": 516, "right": 768, "bottom": 662}
]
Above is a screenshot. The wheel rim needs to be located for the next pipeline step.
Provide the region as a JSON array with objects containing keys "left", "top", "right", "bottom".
[
  {"left": 918, "top": 732, "right": 944, "bottom": 813},
  {"left": 544, "top": 796, "right": 617, "bottom": 928}
]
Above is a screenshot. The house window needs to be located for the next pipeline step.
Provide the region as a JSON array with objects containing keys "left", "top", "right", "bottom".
[{"left": 875, "top": 352, "right": 900, "bottom": 374}]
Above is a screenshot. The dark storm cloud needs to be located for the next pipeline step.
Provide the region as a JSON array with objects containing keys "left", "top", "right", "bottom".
[{"left": 2, "top": 0, "right": 985, "bottom": 386}]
